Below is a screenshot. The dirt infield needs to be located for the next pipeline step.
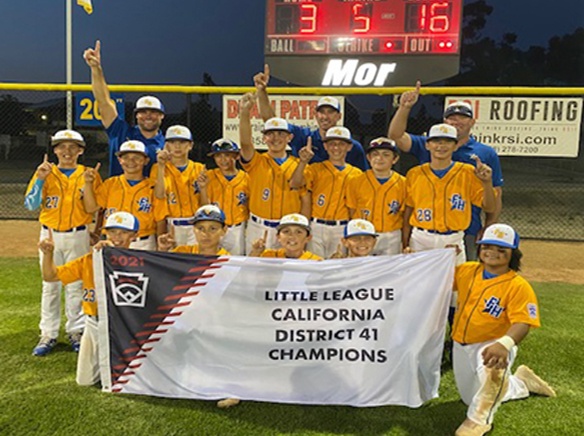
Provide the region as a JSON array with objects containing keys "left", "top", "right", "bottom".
[{"left": 2, "top": 220, "right": 582, "bottom": 284}]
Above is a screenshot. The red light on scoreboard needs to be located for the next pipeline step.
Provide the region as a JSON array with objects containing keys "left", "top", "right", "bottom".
[{"left": 265, "top": 0, "right": 462, "bottom": 56}]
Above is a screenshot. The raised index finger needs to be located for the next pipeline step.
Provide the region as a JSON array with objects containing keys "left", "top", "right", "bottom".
[
  {"left": 43, "top": 153, "right": 49, "bottom": 164},
  {"left": 95, "top": 40, "right": 101, "bottom": 54},
  {"left": 47, "top": 227, "right": 54, "bottom": 241},
  {"left": 414, "top": 80, "right": 421, "bottom": 94},
  {"left": 263, "top": 230, "right": 268, "bottom": 241},
  {"left": 264, "top": 63, "right": 270, "bottom": 78},
  {"left": 95, "top": 162, "right": 101, "bottom": 172},
  {"left": 306, "top": 136, "right": 312, "bottom": 151}
]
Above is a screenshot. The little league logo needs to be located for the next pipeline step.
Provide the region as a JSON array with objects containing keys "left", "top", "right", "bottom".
[
  {"left": 109, "top": 271, "right": 149, "bottom": 308},
  {"left": 237, "top": 191, "right": 248, "bottom": 206},
  {"left": 527, "top": 303, "right": 538, "bottom": 319},
  {"left": 388, "top": 200, "right": 400, "bottom": 215},
  {"left": 483, "top": 296, "right": 505, "bottom": 318}
]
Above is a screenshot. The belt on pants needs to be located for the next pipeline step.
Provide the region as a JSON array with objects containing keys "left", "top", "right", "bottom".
[
  {"left": 250, "top": 214, "right": 280, "bottom": 228},
  {"left": 43, "top": 225, "right": 87, "bottom": 233},
  {"left": 136, "top": 235, "right": 154, "bottom": 241},
  {"left": 229, "top": 222, "right": 244, "bottom": 228},
  {"left": 169, "top": 217, "right": 194, "bottom": 226},
  {"left": 416, "top": 227, "right": 458, "bottom": 236},
  {"left": 312, "top": 218, "right": 349, "bottom": 226}
]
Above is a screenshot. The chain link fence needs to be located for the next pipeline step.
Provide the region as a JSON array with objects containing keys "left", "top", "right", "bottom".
[{"left": 1, "top": 88, "right": 582, "bottom": 241}]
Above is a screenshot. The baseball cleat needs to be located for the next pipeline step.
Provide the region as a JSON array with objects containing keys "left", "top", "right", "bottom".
[
  {"left": 217, "top": 398, "right": 241, "bottom": 409},
  {"left": 32, "top": 337, "right": 57, "bottom": 356},
  {"left": 68, "top": 332, "right": 83, "bottom": 353},
  {"left": 455, "top": 418, "right": 492, "bottom": 436},
  {"left": 514, "top": 365, "right": 556, "bottom": 397}
]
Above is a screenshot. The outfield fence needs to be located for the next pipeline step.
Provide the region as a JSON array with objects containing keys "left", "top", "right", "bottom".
[{"left": 0, "top": 84, "right": 582, "bottom": 241}]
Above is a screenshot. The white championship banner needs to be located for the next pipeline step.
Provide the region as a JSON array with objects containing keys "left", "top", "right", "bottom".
[
  {"left": 94, "top": 248, "right": 454, "bottom": 407},
  {"left": 446, "top": 96, "right": 582, "bottom": 157}
]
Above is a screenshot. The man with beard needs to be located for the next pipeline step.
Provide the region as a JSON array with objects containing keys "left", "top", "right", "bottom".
[{"left": 83, "top": 40, "right": 165, "bottom": 177}]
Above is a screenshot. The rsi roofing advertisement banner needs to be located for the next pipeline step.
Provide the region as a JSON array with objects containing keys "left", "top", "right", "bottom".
[
  {"left": 446, "top": 96, "right": 582, "bottom": 157},
  {"left": 222, "top": 95, "right": 345, "bottom": 150}
]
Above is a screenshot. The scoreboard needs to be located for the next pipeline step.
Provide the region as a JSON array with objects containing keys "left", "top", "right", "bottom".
[{"left": 265, "top": 0, "right": 464, "bottom": 86}]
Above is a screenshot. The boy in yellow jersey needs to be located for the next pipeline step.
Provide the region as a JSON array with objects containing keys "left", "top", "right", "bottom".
[
  {"left": 151, "top": 125, "right": 205, "bottom": 246},
  {"left": 330, "top": 219, "right": 378, "bottom": 259},
  {"left": 250, "top": 213, "right": 322, "bottom": 260},
  {"left": 346, "top": 138, "right": 406, "bottom": 256},
  {"left": 25, "top": 129, "right": 102, "bottom": 356},
  {"left": 290, "top": 126, "right": 362, "bottom": 258},
  {"left": 197, "top": 138, "right": 249, "bottom": 255},
  {"left": 38, "top": 211, "right": 139, "bottom": 385},
  {"left": 403, "top": 123, "right": 496, "bottom": 265},
  {"left": 239, "top": 92, "right": 311, "bottom": 254},
  {"left": 452, "top": 224, "right": 555, "bottom": 436},
  {"left": 158, "top": 205, "right": 230, "bottom": 256},
  {"left": 83, "top": 140, "right": 168, "bottom": 251}
]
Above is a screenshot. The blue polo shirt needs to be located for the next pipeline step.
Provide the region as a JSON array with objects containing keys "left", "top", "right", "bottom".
[
  {"left": 106, "top": 118, "right": 165, "bottom": 176},
  {"left": 409, "top": 135, "right": 504, "bottom": 235},
  {"left": 288, "top": 124, "right": 368, "bottom": 171}
]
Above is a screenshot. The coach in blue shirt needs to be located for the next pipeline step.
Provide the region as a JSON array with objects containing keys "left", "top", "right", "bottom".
[
  {"left": 253, "top": 65, "right": 367, "bottom": 171},
  {"left": 83, "top": 40, "right": 165, "bottom": 176},
  {"left": 388, "top": 82, "right": 504, "bottom": 260}
]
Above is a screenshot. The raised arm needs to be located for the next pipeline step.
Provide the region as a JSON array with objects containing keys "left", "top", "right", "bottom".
[
  {"left": 387, "top": 81, "right": 421, "bottom": 153},
  {"left": 38, "top": 232, "right": 59, "bottom": 282},
  {"left": 253, "top": 64, "right": 276, "bottom": 121},
  {"left": 83, "top": 40, "right": 118, "bottom": 128},
  {"left": 239, "top": 93, "right": 257, "bottom": 162},
  {"left": 472, "top": 156, "right": 496, "bottom": 214},
  {"left": 82, "top": 163, "right": 101, "bottom": 214},
  {"left": 289, "top": 137, "right": 313, "bottom": 189}
]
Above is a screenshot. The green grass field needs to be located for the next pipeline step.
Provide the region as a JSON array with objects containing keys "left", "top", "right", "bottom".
[{"left": 1, "top": 257, "right": 583, "bottom": 436}]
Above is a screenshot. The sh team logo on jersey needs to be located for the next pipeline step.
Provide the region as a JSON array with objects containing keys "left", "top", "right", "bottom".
[
  {"left": 237, "top": 191, "right": 248, "bottom": 206},
  {"left": 450, "top": 194, "right": 466, "bottom": 211},
  {"left": 388, "top": 200, "right": 400, "bottom": 215},
  {"left": 483, "top": 296, "right": 505, "bottom": 318},
  {"left": 137, "top": 197, "right": 152, "bottom": 213},
  {"left": 109, "top": 271, "right": 149, "bottom": 308}
]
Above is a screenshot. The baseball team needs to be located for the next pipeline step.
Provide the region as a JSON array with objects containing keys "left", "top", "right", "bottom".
[{"left": 23, "top": 41, "right": 555, "bottom": 435}]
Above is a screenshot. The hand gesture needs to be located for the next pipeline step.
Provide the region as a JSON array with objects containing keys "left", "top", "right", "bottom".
[
  {"left": 36, "top": 154, "right": 53, "bottom": 181},
  {"left": 157, "top": 231, "right": 176, "bottom": 252},
  {"left": 399, "top": 81, "right": 421, "bottom": 109},
  {"left": 197, "top": 168, "right": 209, "bottom": 190},
  {"left": 156, "top": 149, "right": 171, "bottom": 166},
  {"left": 445, "top": 244, "right": 462, "bottom": 256},
  {"left": 482, "top": 342, "right": 509, "bottom": 369},
  {"left": 329, "top": 243, "right": 345, "bottom": 259},
  {"left": 38, "top": 229, "right": 55, "bottom": 254},
  {"left": 83, "top": 40, "right": 102, "bottom": 69},
  {"left": 298, "top": 137, "right": 315, "bottom": 164},
  {"left": 94, "top": 240, "right": 114, "bottom": 251},
  {"left": 84, "top": 162, "right": 101, "bottom": 184},
  {"left": 253, "top": 64, "right": 270, "bottom": 91},
  {"left": 251, "top": 230, "right": 268, "bottom": 254},
  {"left": 240, "top": 92, "right": 256, "bottom": 113},
  {"left": 471, "top": 155, "right": 492, "bottom": 182}
]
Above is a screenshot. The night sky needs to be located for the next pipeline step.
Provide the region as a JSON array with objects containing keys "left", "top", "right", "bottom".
[{"left": 0, "top": 0, "right": 581, "bottom": 86}]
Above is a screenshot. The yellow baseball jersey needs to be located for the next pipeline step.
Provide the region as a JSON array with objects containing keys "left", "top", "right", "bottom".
[
  {"left": 241, "top": 153, "right": 308, "bottom": 219},
  {"left": 57, "top": 253, "right": 97, "bottom": 316},
  {"left": 96, "top": 176, "right": 168, "bottom": 238},
  {"left": 452, "top": 262, "right": 540, "bottom": 344},
  {"left": 406, "top": 162, "right": 485, "bottom": 232},
  {"left": 172, "top": 245, "right": 230, "bottom": 256},
  {"left": 25, "top": 165, "right": 101, "bottom": 231},
  {"left": 204, "top": 169, "right": 250, "bottom": 226},
  {"left": 345, "top": 170, "right": 406, "bottom": 232},
  {"left": 304, "top": 161, "right": 362, "bottom": 220},
  {"left": 150, "top": 161, "right": 205, "bottom": 218},
  {"left": 261, "top": 249, "right": 323, "bottom": 260}
]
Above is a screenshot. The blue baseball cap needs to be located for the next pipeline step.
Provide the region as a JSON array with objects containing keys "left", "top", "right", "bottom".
[
  {"left": 193, "top": 205, "right": 226, "bottom": 225},
  {"left": 478, "top": 224, "right": 520, "bottom": 249},
  {"left": 208, "top": 138, "right": 240, "bottom": 156}
]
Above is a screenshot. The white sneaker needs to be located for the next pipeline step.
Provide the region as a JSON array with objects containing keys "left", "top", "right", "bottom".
[
  {"left": 217, "top": 398, "right": 241, "bottom": 409},
  {"left": 515, "top": 365, "right": 556, "bottom": 397}
]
